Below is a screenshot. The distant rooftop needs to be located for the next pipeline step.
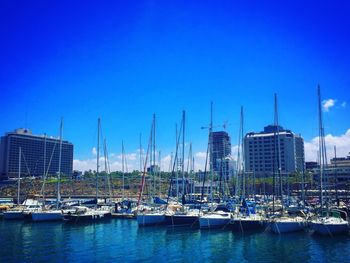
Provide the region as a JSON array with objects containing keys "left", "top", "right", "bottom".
[
  {"left": 246, "top": 125, "right": 297, "bottom": 138},
  {"left": 5, "top": 128, "right": 70, "bottom": 143}
]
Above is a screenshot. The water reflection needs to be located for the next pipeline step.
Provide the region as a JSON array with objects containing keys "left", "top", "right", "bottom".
[{"left": 1, "top": 219, "right": 350, "bottom": 262}]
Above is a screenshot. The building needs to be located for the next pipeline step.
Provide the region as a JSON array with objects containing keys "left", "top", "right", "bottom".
[
  {"left": 0, "top": 128, "right": 73, "bottom": 179},
  {"left": 244, "top": 125, "right": 304, "bottom": 177},
  {"left": 210, "top": 131, "right": 232, "bottom": 178},
  {"left": 312, "top": 155, "right": 350, "bottom": 183},
  {"left": 306, "top": 161, "right": 319, "bottom": 171}
]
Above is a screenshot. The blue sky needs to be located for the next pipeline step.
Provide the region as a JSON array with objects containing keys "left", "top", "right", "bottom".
[{"left": 1, "top": 1, "right": 349, "bottom": 171}]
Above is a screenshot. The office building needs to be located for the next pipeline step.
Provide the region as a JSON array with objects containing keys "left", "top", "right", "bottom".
[
  {"left": 244, "top": 125, "right": 304, "bottom": 177},
  {"left": 210, "top": 131, "right": 232, "bottom": 177},
  {"left": 312, "top": 155, "right": 350, "bottom": 182},
  {"left": 0, "top": 128, "right": 73, "bottom": 179}
]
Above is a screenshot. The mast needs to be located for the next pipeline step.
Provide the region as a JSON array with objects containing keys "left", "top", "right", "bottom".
[
  {"left": 275, "top": 93, "right": 283, "bottom": 209},
  {"left": 334, "top": 146, "right": 339, "bottom": 202},
  {"left": 137, "top": 120, "right": 154, "bottom": 207},
  {"left": 317, "top": 85, "right": 325, "bottom": 210},
  {"left": 17, "top": 147, "right": 21, "bottom": 205},
  {"left": 175, "top": 123, "right": 179, "bottom": 201},
  {"left": 187, "top": 143, "right": 193, "bottom": 200},
  {"left": 209, "top": 102, "right": 213, "bottom": 201},
  {"left": 153, "top": 114, "right": 156, "bottom": 196},
  {"left": 103, "top": 139, "right": 108, "bottom": 197},
  {"left": 122, "top": 140, "right": 125, "bottom": 200},
  {"left": 241, "top": 106, "right": 245, "bottom": 198},
  {"left": 182, "top": 110, "right": 186, "bottom": 198},
  {"left": 57, "top": 118, "right": 63, "bottom": 209},
  {"left": 158, "top": 150, "right": 161, "bottom": 197},
  {"left": 96, "top": 117, "right": 100, "bottom": 202},
  {"left": 103, "top": 139, "right": 112, "bottom": 199}
]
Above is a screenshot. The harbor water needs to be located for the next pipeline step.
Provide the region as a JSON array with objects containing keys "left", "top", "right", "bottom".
[{"left": 1, "top": 219, "right": 350, "bottom": 263}]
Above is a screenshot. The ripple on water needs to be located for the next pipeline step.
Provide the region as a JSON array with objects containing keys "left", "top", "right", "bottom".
[{"left": 1, "top": 219, "right": 350, "bottom": 262}]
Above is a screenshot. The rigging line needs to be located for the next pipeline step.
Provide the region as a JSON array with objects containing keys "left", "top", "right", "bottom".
[
  {"left": 137, "top": 120, "right": 154, "bottom": 207},
  {"left": 166, "top": 117, "right": 184, "bottom": 203}
]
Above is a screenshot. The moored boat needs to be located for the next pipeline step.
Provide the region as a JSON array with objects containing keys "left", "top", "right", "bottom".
[
  {"left": 31, "top": 210, "right": 63, "bottom": 222},
  {"left": 199, "top": 210, "right": 232, "bottom": 229},
  {"left": 311, "top": 209, "right": 349, "bottom": 236},
  {"left": 137, "top": 211, "right": 166, "bottom": 227},
  {"left": 270, "top": 216, "right": 307, "bottom": 234}
]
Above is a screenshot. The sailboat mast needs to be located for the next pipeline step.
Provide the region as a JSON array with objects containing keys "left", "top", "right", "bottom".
[
  {"left": 182, "top": 110, "right": 186, "bottom": 197},
  {"left": 241, "top": 106, "right": 245, "bottom": 198},
  {"left": 334, "top": 146, "right": 338, "bottom": 201},
  {"left": 122, "top": 140, "right": 125, "bottom": 200},
  {"left": 158, "top": 150, "right": 161, "bottom": 197},
  {"left": 96, "top": 117, "right": 100, "bottom": 202},
  {"left": 153, "top": 114, "right": 156, "bottom": 196},
  {"left": 274, "top": 94, "right": 283, "bottom": 207},
  {"left": 17, "top": 147, "right": 21, "bottom": 205},
  {"left": 175, "top": 123, "right": 179, "bottom": 200},
  {"left": 317, "top": 86, "right": 324, "bottom": 210},
  {"left": 57, "top": 118, "right": 63, "bottom": 209},
  {"left": 209, "top": 102, "right": 213, "bottom": 201}
]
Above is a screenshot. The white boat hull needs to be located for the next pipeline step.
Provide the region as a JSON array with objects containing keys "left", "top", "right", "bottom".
[{"left": 199, "top": 214, "right": 231, "bottom": 229}]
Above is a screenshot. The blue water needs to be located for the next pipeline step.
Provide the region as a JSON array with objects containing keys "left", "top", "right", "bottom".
[{"left": 1, "top": 219, "right": 350, "bottom": 263}]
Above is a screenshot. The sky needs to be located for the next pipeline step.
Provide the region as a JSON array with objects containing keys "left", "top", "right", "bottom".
[{"left": 0, "top": 1, "right": 349, "bottom": 172}]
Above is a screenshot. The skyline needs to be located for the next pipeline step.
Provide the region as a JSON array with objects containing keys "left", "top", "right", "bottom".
[{"left": 1, "top": 1, "right": 349, "bottom": 172}]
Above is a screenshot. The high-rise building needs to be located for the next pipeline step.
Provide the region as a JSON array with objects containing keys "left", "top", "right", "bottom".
[
  {"left": 0, "top": 128, "right": 73, "bottom": 179},
  {"left": 210, "top": 131, "right": 232, "bottom": 177},
  {"left": 244, "top": 125, "right": 304, "bottom": 177}
]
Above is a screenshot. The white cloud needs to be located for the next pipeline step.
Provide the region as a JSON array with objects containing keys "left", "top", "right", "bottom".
[
  {"left": 91, "top": 147, "right": 97, "bottom": 156},
  {"left": 304, "top": 129, "right": 350, "bottom": 162},
  {"left": 322, "top": 98, "right": 336, "bottom": 112},
  {"left": 231, "top": 145, "right": 239, "bottom": 160},
  {"left": 117, "top": 153, "right": 137, "bottom": 161},
  {"left": 341, "top": 101, "right": 347, "bottom": 108},
  {"left": 195, "top": 151, "right": 207, "bottom": 158}
]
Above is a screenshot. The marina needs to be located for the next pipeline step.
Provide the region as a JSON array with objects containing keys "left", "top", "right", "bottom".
[{"left": 1, "top": 1, "right": 350, "bottom": 262}]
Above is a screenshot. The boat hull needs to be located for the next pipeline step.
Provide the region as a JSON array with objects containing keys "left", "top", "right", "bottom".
[
  {"left": 231, "top": 218, "right": 266, "bottom": 232},
  {"left": 3, "top": 211, "right": 25, "bottom": 220},
  {"left": 31, "top": 211, "right": 63, "bottom": 222},
  {"left": 199, "top": 216, "right": 231, "bottom": 229},
  {"left": 165, "top": 214, "right": 199, "bottom": 227},
  {"left": 64, "top": 212, "right": 111, "bottom": 223},
  {"left": 137, "top": 214, "right": 165, "bottom": 227},
  {"left": 271, "top": 221, "right": 305, "bottom": 234},
  {"left": 311, "top": 222, "right": 349, "bottom": 235}
]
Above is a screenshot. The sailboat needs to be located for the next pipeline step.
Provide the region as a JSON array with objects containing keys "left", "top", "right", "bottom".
[
  {"left": 231, "top": 107, "right": 267, "bottom": 232},
  {"left": 64, "top": 118, "right": 111, "bottom": 223},
  {"left": 310, "top": 86, "right": 349, "bottom": 235},
  {"left": 136, "top": 115, "right": 166, "bottom": 226},
  {"left": 198, "top": 103, "right": 233, "bottom": 229},
  {"left": 32, "top": 119, "right": 64, "bottom": 221},
  {"left": 268, "top": 95, "right": 307, "bottom": 233},
  {"left": 164, "top": 111, "right": 202, "bottom": 227}
]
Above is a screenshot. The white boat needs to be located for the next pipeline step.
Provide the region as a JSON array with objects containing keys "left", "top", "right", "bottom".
[
  {"left": 31, "top": 210, "right": 63, "bottom": 222},
  {"left": 199, "top": 211, "right": 232, "bottom": 229},
  {"left": 137, "top": 211, "right": 166, "bottom": 226},
  {"left": 270, "top": 216, "right": 307, "bottom": 234},
  {"left": 3, "top": 199, "right": 42, "bottom": 220},
  {"left": 311, "top": 210, "right": 349, "bottom": 236},
  {"left": 231, "top": 213, "right": 266, "bottom": 232},
  {"left": 64, "top": 206, "right": 111, "bottom": 223}
]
